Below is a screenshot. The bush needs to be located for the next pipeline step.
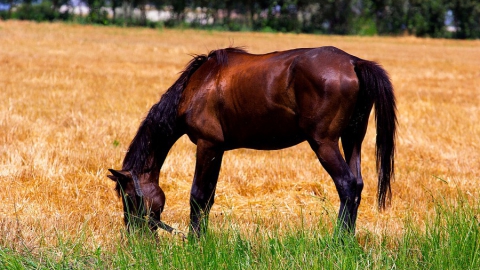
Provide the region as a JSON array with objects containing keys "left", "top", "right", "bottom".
[
  {"left": 351, "top": 16, "right": 378, "bottom": 36},
  {"left": 0, "top": 10, "right": 10, "bottom": 20},
  {"left": 85, "top": 0, "right": 109, "bottom": 25},
  {"left": 14, "top": 1, "right": 70, "bottom": 22}
]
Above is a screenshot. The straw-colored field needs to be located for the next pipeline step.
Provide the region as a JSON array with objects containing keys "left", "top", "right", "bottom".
[{"left": 1, "top": 21, "right": 479, "bottom": 249}]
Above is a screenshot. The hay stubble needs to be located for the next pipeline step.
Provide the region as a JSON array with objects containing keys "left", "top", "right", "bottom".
[{"left": 0, "top": 21, "right": 479, "bottom": 249}]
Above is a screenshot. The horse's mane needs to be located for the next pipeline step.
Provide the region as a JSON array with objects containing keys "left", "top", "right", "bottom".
[
  {"left": 121, "top": 47, "right": 247, "bottom": 175},
  {"left": 210, "top": 47, "right": 247, "bottom": 65}
]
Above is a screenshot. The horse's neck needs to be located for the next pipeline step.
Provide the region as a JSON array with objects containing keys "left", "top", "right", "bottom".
[
  {"left": 145, "top": 138, "right": 179, "bottom": 184},
  {"left": 144, "top": 169, "right": 161, "bottom": 184},
  {"left": 143, "top": 156, "right": 161, "bottom": 183}
]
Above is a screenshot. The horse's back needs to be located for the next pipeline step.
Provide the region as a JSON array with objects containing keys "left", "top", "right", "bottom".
[{"left": 179, "top": 47, "right": 360, "bottom": 149}]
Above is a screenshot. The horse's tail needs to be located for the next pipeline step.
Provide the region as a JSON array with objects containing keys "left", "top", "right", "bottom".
[
  {"left": 354, "top": 60, "right": 397, "bottom": 210},
  {"left": 123, "top": 54, "right": 210, "bottom": 173}
]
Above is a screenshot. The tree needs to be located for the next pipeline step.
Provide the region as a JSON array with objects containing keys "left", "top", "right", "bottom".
[
  {"left": 110, "top": 0, "right": 123, "bottom": 23},
  {"left": 168, "top": 0, "right": 187, "bottom": 24},
  {"left": 449, "top": 0, "right": 480, "bottom": 39},
  {"left": 316, "top": 0, "right": 354, "bottom": 35},
  {"left": 369, "top": 0, "right": 409, "bottom": 35},
  {"left": 135, "top": 0, "right": 148, "bottom": 26},
  {"left": 51, "top": 0, "right": 69, "bottom": 12},
  {"left": 85, "top": 0, "right": 109, "bottom": 24},
  {"left": 406, "top": 0, "right": 448, "bottom": 38},
  {"left": 0, "top": 0, "right": 19, "bottom": 18},
  {"left": 192, "top": 0, "right": 224, "bottom": 26}
]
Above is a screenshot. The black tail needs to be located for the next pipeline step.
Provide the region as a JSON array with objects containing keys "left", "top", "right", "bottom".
[
  {"left": 122, "top": 54, "right": 210, "bottom": 174},
  {"left": 355, "top": 60, "right": 397, "bottom": 210}
]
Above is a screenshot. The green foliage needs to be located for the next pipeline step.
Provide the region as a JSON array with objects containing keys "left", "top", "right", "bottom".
[
  {"left": 449, "top": 0, "right": 480, "bottom": 39},
  {"left": 406, "top": 0, "right": 450, "bottom": 38},
  {"left": 13, "top": 1, "right": 70, "bottom": 22},
  {"left": 85, "top": 0, "right": 109, "bottom": 25},
  {"left": 350, "top": 15, "right": 377, "bottom": 36},
  {"left": 251, "top": 1, "right": 302, "bottom": 33},
  {"left": 112, "top": 139, "right": 120, "bottom": 147},
  {"left": 1, "top": 1, "right": 479, "bottom": 40},
  {"left": 0, "top": 11, "right": 9, "bottom": 20}
]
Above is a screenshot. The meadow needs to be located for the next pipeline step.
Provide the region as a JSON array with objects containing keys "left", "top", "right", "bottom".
[{"left": 0, "top": 21, "right": 479, "bottom": 268}]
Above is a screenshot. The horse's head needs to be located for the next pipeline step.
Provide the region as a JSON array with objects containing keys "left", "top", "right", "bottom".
[{"left": 107, "top": 169, "right": 165, "bottom": 232}]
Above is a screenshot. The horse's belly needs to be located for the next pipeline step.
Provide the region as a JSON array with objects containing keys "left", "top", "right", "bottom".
[
  {"left": 229, "top": 134, "right": 305, "bottom": 150},
  {"left": 222, "top": 116, "right": 305, "bottom": 150}
]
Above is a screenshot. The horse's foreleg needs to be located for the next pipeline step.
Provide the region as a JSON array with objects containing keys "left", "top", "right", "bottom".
[
  {"left": 309, "top": 139, "right": 360, "bottom": 234},
  {"left": 189, "top": 140, "right": 224, "bottom": 237}
]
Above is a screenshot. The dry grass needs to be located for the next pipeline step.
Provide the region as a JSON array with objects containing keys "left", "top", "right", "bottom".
[{"left": 1, "top": 21, "right": 479, "bottom": 250}]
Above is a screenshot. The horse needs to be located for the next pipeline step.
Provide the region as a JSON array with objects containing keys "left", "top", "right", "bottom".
[{"left": 107, "top": 46, "right": 396, "bottom": 237}]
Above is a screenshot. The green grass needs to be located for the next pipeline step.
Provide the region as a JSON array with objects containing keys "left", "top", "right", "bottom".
[{"left": 1, "top": 197, "right": 478, "bottom": 269}]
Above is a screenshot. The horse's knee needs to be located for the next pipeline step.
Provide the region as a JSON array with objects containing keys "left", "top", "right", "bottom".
[{"left": 356, "top": 178, "right": 364, "bottom": 194}]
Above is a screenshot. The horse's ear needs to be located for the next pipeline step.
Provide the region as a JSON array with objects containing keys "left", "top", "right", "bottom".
[{"left": 107, "top": 169, "right": 130, "bottom": 182}]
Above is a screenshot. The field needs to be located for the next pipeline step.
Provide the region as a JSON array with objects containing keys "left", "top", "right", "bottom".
[{"left": 0, "top": 21, "right": 479, "bottom": 268}]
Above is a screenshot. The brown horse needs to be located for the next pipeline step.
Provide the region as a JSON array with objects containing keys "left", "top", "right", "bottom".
[{"left": 108, "top": 46, "right": 396, "bottom": 236}]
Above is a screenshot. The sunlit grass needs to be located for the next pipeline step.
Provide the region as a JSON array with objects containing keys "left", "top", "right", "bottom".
[{"left": 1, "top": 195, "right": 478, "bottom": 269}]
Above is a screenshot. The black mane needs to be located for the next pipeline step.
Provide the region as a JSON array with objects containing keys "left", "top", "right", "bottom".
[
  {"left": 209, "top": 47, "right": 247, "bottom": 65},
  {"left": 121, "top": 47, "right": 246, "bottom": 174}
]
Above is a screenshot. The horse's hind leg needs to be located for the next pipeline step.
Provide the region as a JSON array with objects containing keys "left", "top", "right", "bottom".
[
  {"left": 340, "top": 133, "right": 366, "bottom": 230},
  {"left": 189, "top": 139, "right": 224, "bottom": 237},
  {"left": 308, "top": 138, "right": 360, "bottom": 233},
  {"left": 341, "top": 102, "right": 373, "bottom": 226}
]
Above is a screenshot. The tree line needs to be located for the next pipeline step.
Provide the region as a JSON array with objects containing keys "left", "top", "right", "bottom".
[{"left": 1, "top": 0, "right": 479, "bottom": 39}]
